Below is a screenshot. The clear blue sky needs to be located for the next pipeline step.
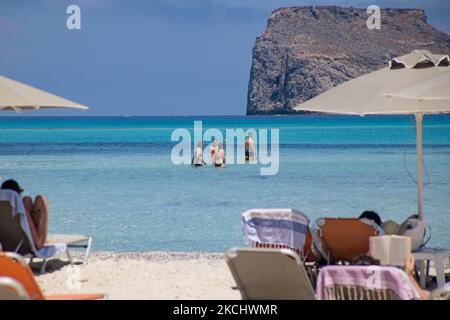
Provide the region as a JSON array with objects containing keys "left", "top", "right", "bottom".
[{"left": 1, "top": 0, "right": 449, "bottom": 116}]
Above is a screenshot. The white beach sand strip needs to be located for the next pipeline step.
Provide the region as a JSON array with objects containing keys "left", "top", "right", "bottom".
[{"left": 35, "top": 252, "right": 240, "bottom": 300}]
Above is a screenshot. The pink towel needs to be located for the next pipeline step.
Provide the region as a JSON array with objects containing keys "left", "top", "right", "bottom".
[{"left": 316, "top": 265, "right": 421, "bottom": 300}]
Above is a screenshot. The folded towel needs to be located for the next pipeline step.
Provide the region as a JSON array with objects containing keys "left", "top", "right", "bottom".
[{"left": 38, "top": 243, "right": 67, "bottom": 258}]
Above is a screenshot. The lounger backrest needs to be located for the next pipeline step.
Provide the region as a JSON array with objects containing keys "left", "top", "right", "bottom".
[
  {"left": 317, "top": 218, "right": 378, "bottom": 262},
  {"left": 0, "top": 277, "right": 30, "bottom": 300},
  {"left": 0, "top": 202, "right": 33, "bottom": 255},
  {"left": 242, "top": 209, "right": 318, "bottom": 262},
  {"left": 225, "top": 248, "right": 316, "bottom": 300},
  {"left": 0, "top": 252, "right": 45, "bottom": 300}
]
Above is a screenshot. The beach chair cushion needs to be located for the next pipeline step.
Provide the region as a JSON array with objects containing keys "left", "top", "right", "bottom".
[
  {"left": 313, "top": 218, "right": 379, "bottom": 262},
  {"left": 225, "top": 248, "right": 316, "bottom": 300}
]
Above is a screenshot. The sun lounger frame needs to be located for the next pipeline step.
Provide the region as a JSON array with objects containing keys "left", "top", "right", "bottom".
[
  {"left": 0, "top": 252, "right": 107, "bottom": 300},
  {"left": 0, "top": 276, "right": 30, "bottom": 300},
  {"left": 0, "top": 200, "right": 93, "bottom": 273},
  {"left": 225, "top": 247, "right": 316, "bottom": 300},
  {"left": 28, "top": 235, "right": 93, "bottom": 273}
]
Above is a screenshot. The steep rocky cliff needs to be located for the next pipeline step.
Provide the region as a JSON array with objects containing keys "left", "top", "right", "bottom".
[{"left": 247, "top": 6, "right": 450, "bottom": 114}]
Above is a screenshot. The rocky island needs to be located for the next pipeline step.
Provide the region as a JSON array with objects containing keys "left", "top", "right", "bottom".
[{"left": 247, "top": 6, "right": 450, "bottom": 115}]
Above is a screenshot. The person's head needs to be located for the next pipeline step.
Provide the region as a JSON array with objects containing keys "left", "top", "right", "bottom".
[
  {"left": 1, "top": 179, "right": 24, "bottom": 195},
  {"left": 211, "top": 137, "right": 216, "bottom": 145},
  {"left": 196, "top": 141, "right": 202, "bottom": 148},
  {"left": 218, "top": 142, "right": 223, "bottom": 150},
  {"left": 359, "top": 210, "right": 382, "bottom": 227}
]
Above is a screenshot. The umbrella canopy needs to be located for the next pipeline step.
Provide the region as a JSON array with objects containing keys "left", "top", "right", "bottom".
[
  {"left": 0, "top": 75, "right": 88, "bottom": 112},
  {"left": 294, "top": 50, "right": 450, "bottom": 220},
  {"left": 384, "top": 70, "right": 450, "bottom": 101},
  {"left": 293, "top": 50, "right": 450, "bottom": 115}
]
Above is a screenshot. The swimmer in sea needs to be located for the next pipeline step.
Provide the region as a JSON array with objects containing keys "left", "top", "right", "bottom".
[
  {"left": 214, "top": 142, "right": 225, "bottom": 168},
  {"left": 244, "top": 133, "right": 256, "bottom": 161},
  {"left": 191, "top": 141, "right": 205, "bottom": 167},
  {"left": 209, "top": 137, "right": 217, "bottom": 164}
]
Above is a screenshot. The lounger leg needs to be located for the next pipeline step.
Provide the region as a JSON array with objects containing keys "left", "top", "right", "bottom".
[
  {"left": 66, "top": 249, "right": 73, "bottom": 265},
  {"left": 40, "top": 259, "right": 48, "bottom": 274},
  {"left": 83, "top": 237, "right": 92, "bottom": 264},
  {"left": 419, "top": 260, "right": 427, "bottom": 288},
  {"left": 434, "top": 256, "right": 446, "bottom": 288},
  {"left": 426, "top": 260, "right": 431, "bottom": 284}
]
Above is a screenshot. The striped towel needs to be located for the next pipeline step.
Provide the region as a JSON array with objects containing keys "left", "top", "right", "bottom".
[
  {"left": 316, "top": 265, "right": 421, "bottom": 300},
  {"left": 242, "top": 208, "right": 310, "bottom": 256}
]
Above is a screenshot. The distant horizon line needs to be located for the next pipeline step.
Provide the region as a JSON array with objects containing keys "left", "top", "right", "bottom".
[
  {"left": 0, "top": 113, "right": 315, "bottom": 118},
  {"left": 1, "top": 114, "right": 449, "bottom": 119}
]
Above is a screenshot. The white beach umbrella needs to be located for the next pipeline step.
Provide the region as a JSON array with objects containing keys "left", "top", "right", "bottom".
[
  {"left": 384, "top": 70, "right": 450, "bottom": 101},
  {"left": 294, "top": 50, "right": 450, "bottom": 220},
  {"left": 0, "top": 75, "right": 88, "bottom": 112}
]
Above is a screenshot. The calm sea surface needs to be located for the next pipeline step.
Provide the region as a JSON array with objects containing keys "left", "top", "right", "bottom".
[{"left": 1, "top": 115, "right": 449, "bottom": 251}]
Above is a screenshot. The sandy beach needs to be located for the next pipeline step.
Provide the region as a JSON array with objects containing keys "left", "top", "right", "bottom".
[
  {"left": 35, "top": 252, "right": 240, "bottom": 300},
  {"left": 34, "top": 251, "right": 450, "bottom": 300}
]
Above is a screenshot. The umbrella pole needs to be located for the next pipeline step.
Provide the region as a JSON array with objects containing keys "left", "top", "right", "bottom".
[{"left": 415, "top": 113, "right": 424, "bottom": 220}]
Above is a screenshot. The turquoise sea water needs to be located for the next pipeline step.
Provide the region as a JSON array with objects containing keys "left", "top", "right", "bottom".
[{"left": 1, "top": 115, "right": 449, "bottom": 251}]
